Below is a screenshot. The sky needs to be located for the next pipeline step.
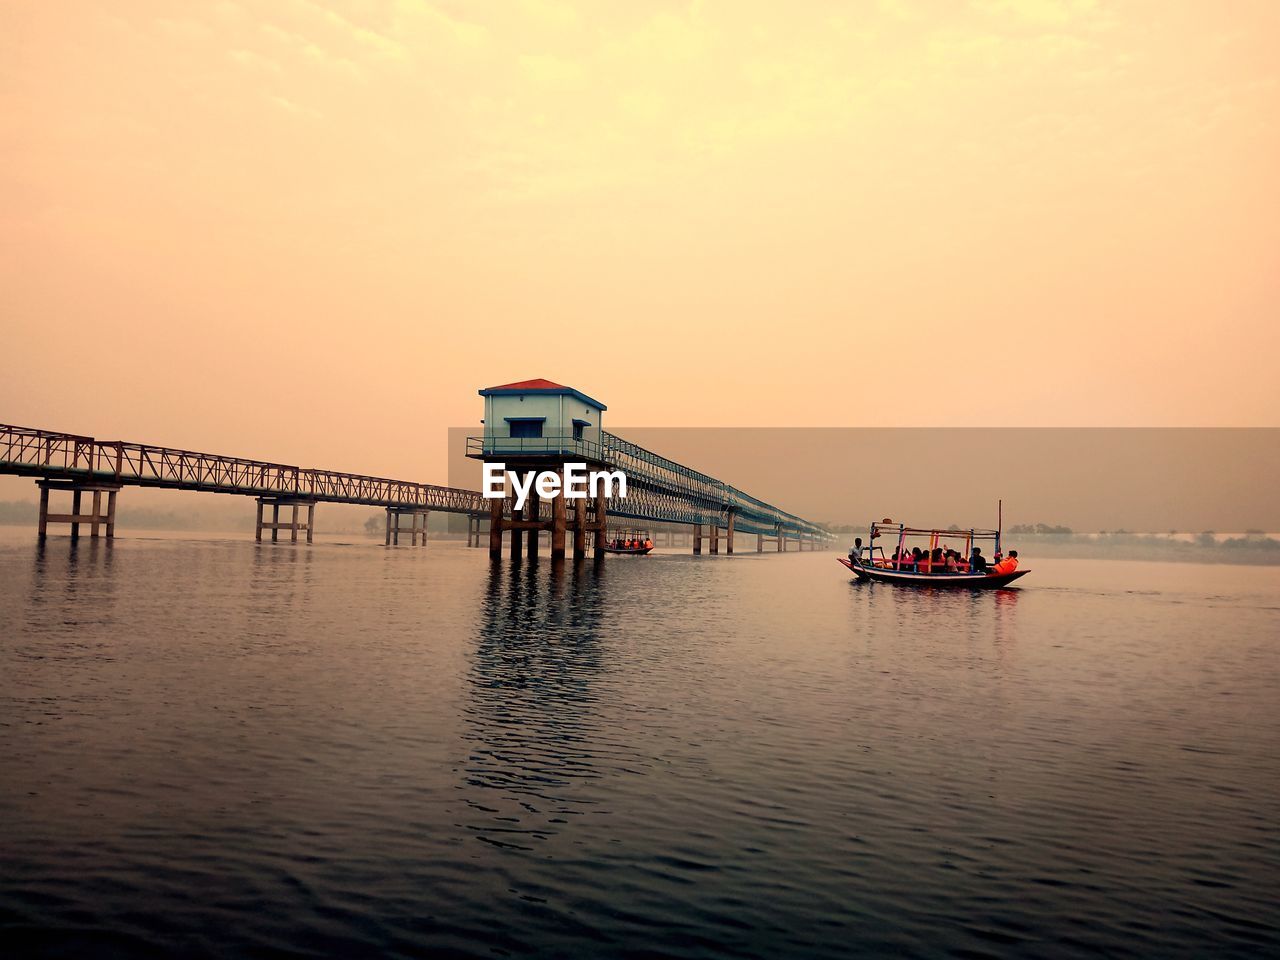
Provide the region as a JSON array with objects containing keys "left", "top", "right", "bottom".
[{"left": 3, "top": 0, "right": 1279, "bottom": 493}]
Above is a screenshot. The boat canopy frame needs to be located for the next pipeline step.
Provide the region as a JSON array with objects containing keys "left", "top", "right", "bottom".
[{"left": 857, "top": 520, "right": 1003, "bottom": 568}]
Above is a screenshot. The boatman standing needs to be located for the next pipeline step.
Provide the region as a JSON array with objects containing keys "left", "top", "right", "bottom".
[{"left": 849, "top": 537, "right": 862, "bottom": 566}]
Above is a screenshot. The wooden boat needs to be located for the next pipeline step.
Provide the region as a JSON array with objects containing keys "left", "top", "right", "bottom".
[
  {"left": 838, "top": 518, "right": 1028, "bottom": 589},
  {"left": 603, "top": 530, "right": 654, "bottom": 555}
]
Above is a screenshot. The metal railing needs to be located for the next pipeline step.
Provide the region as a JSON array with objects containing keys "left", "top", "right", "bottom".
[
  {"left": 469, "top": 430, "right": 833, "bottom": 540},
  {"left": 1, "top": 424, "right": 487, "bottom": 514},
  {"left": 1, "top": 420, "right": 835, "bottom": 539}
]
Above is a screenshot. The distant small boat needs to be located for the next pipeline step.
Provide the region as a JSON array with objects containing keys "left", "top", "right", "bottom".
[
  {"left": 603, "top": 530, "right": 654, "bottom": 555},
  {"left": 839, "top": 519, "right": 1028, "bottom": 589}
]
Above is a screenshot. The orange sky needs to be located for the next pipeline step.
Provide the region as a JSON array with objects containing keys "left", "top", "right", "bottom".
[{"left": 3, "top": 1, "right": 1278, "bottom": 485}]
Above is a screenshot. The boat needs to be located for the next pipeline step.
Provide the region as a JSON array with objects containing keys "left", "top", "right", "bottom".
[
  {"left": 602, "top": 530, "right": 654, "bottom": 555},
  {"left": 837, "top": 518, "right": 1028, "bottom": 589}
]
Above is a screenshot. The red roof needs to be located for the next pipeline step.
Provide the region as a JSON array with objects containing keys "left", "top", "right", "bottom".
[{"left": 484, "top": 378, "right": 565, "bottom": 391}]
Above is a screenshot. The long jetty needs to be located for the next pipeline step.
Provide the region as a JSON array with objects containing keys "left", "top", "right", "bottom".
[
  {"left": 0, "top": 423, "right": 485, "bottom": 544},
  {"left": 2, "top": 420, "right": 833, "bottom": 554}
]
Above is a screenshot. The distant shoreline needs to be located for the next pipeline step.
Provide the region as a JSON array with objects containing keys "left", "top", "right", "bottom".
[{"left": 825, "top": 531, "right": 1280, "bottom": 566}]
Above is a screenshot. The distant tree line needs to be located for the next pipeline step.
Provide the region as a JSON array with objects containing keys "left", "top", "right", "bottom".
[{"left": 1008, "top": 523, "right": 1075, "bottom": 535}]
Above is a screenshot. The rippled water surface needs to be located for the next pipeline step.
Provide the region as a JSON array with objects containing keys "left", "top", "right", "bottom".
[{"left": 2, "top": 528, "right": 1278, "bottom": 958}]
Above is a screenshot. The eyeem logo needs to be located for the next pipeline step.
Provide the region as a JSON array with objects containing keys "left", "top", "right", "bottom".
[{"left": 482, "top": 463, "right": 627, "bottom": 512}]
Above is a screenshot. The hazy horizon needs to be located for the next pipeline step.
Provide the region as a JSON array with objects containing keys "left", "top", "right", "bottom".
[{"left": 4, "top": 2, "right": 1279, "bottom": 487}]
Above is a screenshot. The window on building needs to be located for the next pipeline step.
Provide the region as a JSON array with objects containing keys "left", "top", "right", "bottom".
[
  {"left": 573, "top": 420, "right": 587, "bottom": 442},
  {"left": 509, "top": 419, "right": 543, "bottom": 439}
]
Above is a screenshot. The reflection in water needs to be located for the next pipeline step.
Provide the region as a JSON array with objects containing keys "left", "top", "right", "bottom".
[
  {"left": 992, "top": 587, "right": 1019, "bottom": 647},
  {"left": 26, "top": 538, "right": 119, "bottom": 641},
  {"left": 463, "top": 558, "right": 615, "bottom": 851},
  {"left": 4, "top": 534, "right": 1279, "bottom": 959}
]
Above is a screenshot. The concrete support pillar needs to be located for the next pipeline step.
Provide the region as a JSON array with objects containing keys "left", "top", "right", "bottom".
[
  {"left": 488, "top": 498, "right": 504, "bottom": 559},
  {"left": 757, "top": 532, "right": 763, "bottom": 553},
  {"left": 693, "top": 524, "right": 702, "bottom": 554},
  {"left": 510, "top": 507, "right": 524, "bottom": 560},
  {"left": 37, "top": 482, "right": 122, "bottom": 541},
  {"left": 710, "top": 523, "right": 719, "bottom": 554},
  {"left": 573, "top": 498, "right": 587, "bottom": 559},
  {"left": 777, "top": 525, "right": 785, "bottom": 552},
  {"left": 594, "top": 492, "right": 607, "bottom": 554},
  {"left": 254, "top": 498, "right": 314, "bottom": 544},
  {"left": 726, "top": 512, "right": 735, "bottom": 555},
  {"left": 551, "top": 487, "right": 567, "bottom": 559},
  {"left": 527, "top": 498, "right": 540, "bottom": 558}
]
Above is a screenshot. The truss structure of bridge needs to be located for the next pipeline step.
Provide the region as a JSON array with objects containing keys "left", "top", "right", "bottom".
[
  {"left": 1, "top": 420, "right": 833, "bottom": 555},
  {"left": 0, "top": 423, "right": 485, "bottom": 544},
  {"left": 467, "top": 431, "right": 834, "bottom": 559}
]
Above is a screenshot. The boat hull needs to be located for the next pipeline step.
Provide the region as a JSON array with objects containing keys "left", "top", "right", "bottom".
[
  {"left": 837, "top": 557, "right": 1027, "bottom": 588},
  {"left": 602, "top": 546, "right": 654, "bottom": 555}
]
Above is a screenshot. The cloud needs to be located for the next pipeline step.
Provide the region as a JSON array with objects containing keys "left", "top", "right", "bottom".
[
  {"left": 518, "top": 53, "right": 586, "bottom": 90},
  {"left": 972, "top": 0, "right": 1100, "bottom": 26}
]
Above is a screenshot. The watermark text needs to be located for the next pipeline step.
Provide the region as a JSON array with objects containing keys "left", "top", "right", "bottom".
[{"left": 482, "top": 462, "right": 627, "bottom": 511}]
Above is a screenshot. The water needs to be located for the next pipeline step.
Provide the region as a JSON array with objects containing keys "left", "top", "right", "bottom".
[{"left": 2, "top": 529, "right": 1278, "bottom": 958}]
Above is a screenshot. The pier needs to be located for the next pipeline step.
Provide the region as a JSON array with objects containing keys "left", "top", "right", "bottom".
[
  {"left": 470, "top": 380, "right": 832, "bottom": 559},
  {"left": 0, "top": 423, "right": 485, "bottom": 543},
  {"left": 1, "top": 380, "right": 833, "bottom": 555}
]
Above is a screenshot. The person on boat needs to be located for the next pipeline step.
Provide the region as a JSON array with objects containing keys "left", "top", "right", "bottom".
[
  {"left": 644, "top": 538, "right": 653, "bottom": 550},
  {"left": 970, "top": 547, "right": 986, "bottom": 573},
  {"left": 944, "top": 550, "right": 959, "bottom": 573},
  {"left": 849, "top": 537, "right": 862, "bottom": 566},
  {"left": 909, "top": 547, "right": 922, "bottom": 571},
  {"left": 991, "top": 550, "right": 1019, "bottom": 575}
]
